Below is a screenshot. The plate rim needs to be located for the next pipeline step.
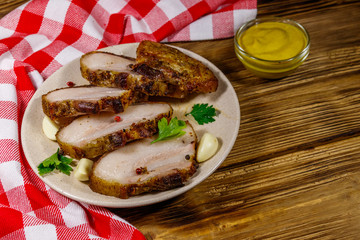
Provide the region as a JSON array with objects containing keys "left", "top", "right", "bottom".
[{"left": 21, "top": 42, "right": 240, "bottom": 208}]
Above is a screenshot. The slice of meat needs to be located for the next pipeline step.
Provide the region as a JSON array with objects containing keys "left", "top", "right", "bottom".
[
  {"left": 80, "top": 41, "right": 218, "bottom": 98},
  {"left": 133, "top": 40, "right": 218, "bottom": 96},
  {"left": 80, "top": 51, "right": 176, "bottom": 97},
  {"left": 89, "top": 122, "right": 197, "bottom": 199},
  {"left": 80, "top": 51, "right": 141, "bottom": 88},
  {"left": 56, "top": 102, "right": 173, "bottom": 159},
  {"left": 42, "top": 85, "right": 134, "bottom": 122}
]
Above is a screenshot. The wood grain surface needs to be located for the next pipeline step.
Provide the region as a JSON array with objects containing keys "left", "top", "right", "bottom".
[
  {"left": 2, "top": 0, "right": 360, "bottom": 239},
  {"left": 0, "top": 0, "right": 26, "bottom": 18},
  {"left": 117, "top": 1, "right": 360, "bottom": 239}
]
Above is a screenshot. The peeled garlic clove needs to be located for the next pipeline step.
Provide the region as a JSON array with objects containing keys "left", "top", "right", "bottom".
[
  {"left": 197, "top": 132, "right": 218, "bottom": 162},
  {"left": 42, "top": 115, "right": 59, "bottom": 141},
  {"left": 74, "top": 158, "right": 94, "bottom": 181}
]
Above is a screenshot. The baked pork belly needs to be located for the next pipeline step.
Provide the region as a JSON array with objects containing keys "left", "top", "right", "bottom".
[
  {"left": 80, "top": 52, "right": 141, "bottom": 88},
  {"left": 56, "top": 102, "right": 172, "bottom": 159},
  {"left": 80, "top": 41, "right": 218, "bottom": 98},
  {"left": 89, "top": 123, "right": 197, "bottom": 199},
  {"left": 42, "top": 86, "right": 134, "bottom": 122},
  {"left": 133, "top": 40, "right": 218, "bottom": 97}
]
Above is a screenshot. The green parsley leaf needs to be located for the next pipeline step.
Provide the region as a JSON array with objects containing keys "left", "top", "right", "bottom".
[
  {"left": 38, "top": 148, "right": 73, "bottom": 176},
  {"left": 59, "top": 154, "right": 73, "bottom": 165},
  {"left": 151, "top": 117, "right": 187, "bottom": 144},
  {"left": 41, "top": 151, "right": 60, "bottom": 167},
  {"left": 185, "top": 103, "right": 216, "bottom": 125},
  {"left": 38, "top": 163, "right": 55, "bottom": 176},
  {"left": 57, "top": 163, "right": 73, "bottom": 176}
]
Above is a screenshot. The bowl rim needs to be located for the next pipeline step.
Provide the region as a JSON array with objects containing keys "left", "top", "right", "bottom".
[{"left": 234, "top": 16, "right": 310, "bottom": 63}]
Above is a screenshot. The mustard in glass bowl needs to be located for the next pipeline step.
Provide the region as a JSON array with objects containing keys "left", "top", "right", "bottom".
[{"left": 234, "top": 17, "right": 310, "bottom": 79}]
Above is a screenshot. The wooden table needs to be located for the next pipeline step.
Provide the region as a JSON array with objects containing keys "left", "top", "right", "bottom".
[{"left": 3, "top": 0, "right": 360, "bottom": 239}]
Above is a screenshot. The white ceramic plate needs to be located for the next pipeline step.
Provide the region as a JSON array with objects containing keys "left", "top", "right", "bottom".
[{"left": 21, "top": 43, "right": 240, "bottom": 208}]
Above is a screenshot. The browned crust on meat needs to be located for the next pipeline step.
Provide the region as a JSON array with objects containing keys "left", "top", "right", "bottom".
[
  {"left": 80, "top": 51, "right": 136, "bottom": 88},
  {"left": 80, "top": 42, "right": 218, "bottom": 98},
  {"left": 89, "top": 157, "right": 198, "bottom": 199},
  {"left": 81, "top": 62, "right": 188, "bottom": 98},
  {"left": 56, "top": 104, "right": 173, "bottom": 159},
  {"left": 42, "top": 85, "right": 134, "bottom": 122},
  {"left": 89, "top": 121, "right": 198, "bottom": 198},
  {"left": 134, "top": 40, "right": 218, "bottom": 94}
]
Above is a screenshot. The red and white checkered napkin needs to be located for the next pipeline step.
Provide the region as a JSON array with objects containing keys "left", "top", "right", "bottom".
[{"left": 0, "top": 0, "right": 256, "bottom": 239}]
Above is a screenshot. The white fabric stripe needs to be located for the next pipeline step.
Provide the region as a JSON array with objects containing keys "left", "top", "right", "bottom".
[
  {"left": 54, "top": 45, "right": 84, "bottom": 66},
  {"left": 88, "top": 234, "right": 100, "bottom": 239},
  {"left": 157, "top": 0, "right": 187, "bottom": 19},
  {"left": 82, "top": 15, "right": 105, "bottom": 41},
  {"left": 27, "top": 70, "right": 44, "bottom": 89},
  {"left": 0, "top": 25, "right": 15, "bottom": 39},
  {"left": 189, "top": 14, "right": 213, "bottom": 40},
  {"left": 24, "top": 34, "right": 52, "bottom": 53},
  {"left": 98, "top": 0, "right": 127, "bottom": 14},
  {"left": 61, "top": 202, "right": 88, "bottom": 228},
  {"left": 43, "top": 0, "right": 71, "bottom": 23},
  {"left": 24, "top": 224, "right": 58, "bottom": 240},
  {"left": 0, "top": 119, "right": 18, "bottom": 142},
  {"left": 0, "top": 161, "right": 23, "bottom": 191},
  {"left": 130, "top": 17, "right": 152, "bottom": 34},
  {"left": 0, "top": 84, "right": 17, "bottom": 103},
  {"left": 233, "top": 9, "right": 257, "bottom": 34},
  {"left": 0, "top": 51, "right": 15, "bottom": 70}
]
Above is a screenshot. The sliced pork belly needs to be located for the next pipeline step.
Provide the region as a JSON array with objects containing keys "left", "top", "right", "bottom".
[
  {"left": 42, "top": 85, "right": 134, "bottom": 122},
  {"left": 133, "top": 40, "right": 218, "bottom": 97},
  {"left": 89, "top": 123, "right": 197, "bottom": 199},
  {"left": 80, "top": 41, "right": 218, "bottom": 98},
  {"left": 80, "top": 51, "right": 174, "bottom": 97},
  {"left": 56, "top": 102, "right": 173, "bottom": 159},
  {"left": 80, "top": 51, "right": 142, "bottom": 88}
]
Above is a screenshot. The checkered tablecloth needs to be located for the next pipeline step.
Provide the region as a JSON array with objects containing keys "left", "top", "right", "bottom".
[{"left": 0, "top": 0, "right": 256, "bottom": 239}]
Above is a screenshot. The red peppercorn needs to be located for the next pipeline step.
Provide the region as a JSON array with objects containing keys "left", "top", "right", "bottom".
[
  {"left": 66, "top": 81, "right": 75, "bottom": 87},
  {"left": 136, "top": 168, "right": 142, "bottom": 175},
  {"left": 114, "top": 116, "right": 121, "bottom": 122}
]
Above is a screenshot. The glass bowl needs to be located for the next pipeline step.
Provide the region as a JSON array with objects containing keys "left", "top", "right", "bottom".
[{"left": 234, "top": 17, "right": 310, "bottom": 79}]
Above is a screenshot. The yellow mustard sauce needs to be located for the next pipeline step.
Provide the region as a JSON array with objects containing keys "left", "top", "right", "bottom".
[{"left": 238, "top": 22, "right": 307, "bottom": 61}]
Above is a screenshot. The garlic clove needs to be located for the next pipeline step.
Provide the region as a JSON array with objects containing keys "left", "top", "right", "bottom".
[
  {"left": 42, "top": 115, "right": 59, "bottom": 141},
  {"left": 74, "top": 158, "right": 94, "bottom": 181},
  {"left": 197, "top": 132, "right": 218, "bottom": 162}
]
